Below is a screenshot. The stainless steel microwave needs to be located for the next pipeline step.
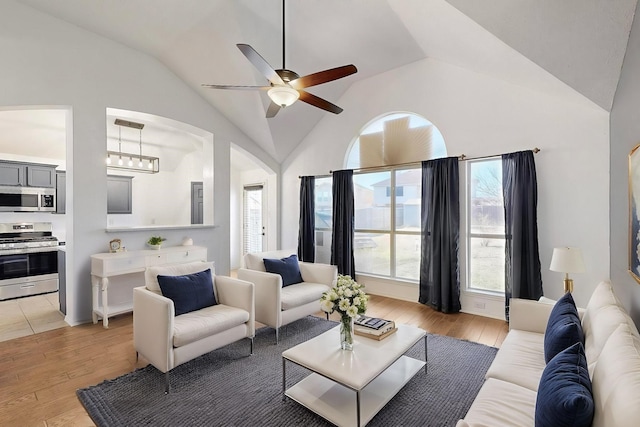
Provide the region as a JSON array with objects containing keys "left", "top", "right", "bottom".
[{"left": 0, "top": 186, "right": 55, "bottom": 212}]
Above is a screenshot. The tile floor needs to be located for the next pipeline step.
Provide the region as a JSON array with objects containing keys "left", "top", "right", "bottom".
[{"left": 0, "top": 292, "right": 67, "bottom": 343}]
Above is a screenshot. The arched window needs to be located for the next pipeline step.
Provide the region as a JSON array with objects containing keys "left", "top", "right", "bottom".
[{"left": 346, "top": 112, "right": 446, "bottom": 169}]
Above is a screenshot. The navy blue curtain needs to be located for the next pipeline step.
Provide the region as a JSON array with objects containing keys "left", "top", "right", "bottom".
[
  {"left": 502, "top": 150, "right": 543, "bottom": 320},
  {"left": 419, "top": 157, "right": 461, "bottom": 313},
  {"left": 297, "top": 176, "right": 315, "bottom": 262},
  {"left": 331, "top": 170, "right": 356, "bottom": 277}
]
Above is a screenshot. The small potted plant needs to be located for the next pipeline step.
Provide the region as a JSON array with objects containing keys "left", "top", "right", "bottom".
[{"left": 147, "top": 236, "right": 166, "bottom": 250}]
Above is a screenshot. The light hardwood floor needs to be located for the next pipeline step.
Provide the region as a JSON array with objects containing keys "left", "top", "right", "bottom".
[{"left": 0, "top": 294, "right": 508, "bottom": 426}]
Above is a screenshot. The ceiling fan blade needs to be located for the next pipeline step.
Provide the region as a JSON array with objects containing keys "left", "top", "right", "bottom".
[
  {"left": 237, "top": 44, "right": 285, "bottom": 86},
  {"left": 266, "top": 101, "right": 281, "bottom": 118},
  {"left": 298, "top": 90, "right": 343, "bottom": 114},
  {"left": 290, "top": 65, "right": 357, "bottom": 89},
  {"left": 201, "top": 84, "right": 271, "bottom": 90}
]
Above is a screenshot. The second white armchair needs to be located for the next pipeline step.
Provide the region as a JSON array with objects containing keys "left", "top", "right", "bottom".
[{"left": 238, "top": 250, "right": 337, "bottom": 343}]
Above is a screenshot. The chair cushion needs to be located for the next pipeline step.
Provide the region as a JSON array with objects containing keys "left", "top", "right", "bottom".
[
  {"left": 263, "top": 254, "right": 303, "bottom": 286},
  {"left": 591, "top": 323, "right": 640, "bottom": 427},
  {"left": 158, "top": 269, "right": 216, "bottom": 316},
  {"left": 535, "top": 342, "right": 594, "bottom": 427},
  {"left": 544, "top": 292, "right": 583, "bottom": 363},
  {"left": 173, "top": 304, "right": 250, "bottom": 347},
  {"left": 281, "top": 282, "right": 330, "bottom": 310},
  {"left": 244, "top": 250, "right": 296, "bottom": 271},
  {"left": 146, "top": 261, "right": 215, "bottom": 293}
]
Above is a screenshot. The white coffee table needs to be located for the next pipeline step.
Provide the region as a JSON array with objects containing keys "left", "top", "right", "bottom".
[{"left": 282, "top": 323, "right": 426, "bottom": 427}]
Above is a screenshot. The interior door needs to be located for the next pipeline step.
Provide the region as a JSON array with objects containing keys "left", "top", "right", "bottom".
[
  {"left": 191, "top": 182, "right": 203, "bottom": 224},
  {"left": 243, "top": 185, "right": 265, "bottom": 254}
]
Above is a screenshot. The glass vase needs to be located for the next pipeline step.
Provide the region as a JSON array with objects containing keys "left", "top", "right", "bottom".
[{"left": 340, "top": 315, "right": 354, "bottom": 351}]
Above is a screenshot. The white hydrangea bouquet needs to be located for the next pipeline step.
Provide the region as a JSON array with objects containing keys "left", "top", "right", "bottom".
[{"left": 320, "top": 275, "right": 368, "bottom": 350}]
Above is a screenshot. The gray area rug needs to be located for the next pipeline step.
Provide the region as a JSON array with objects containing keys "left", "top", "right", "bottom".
[{"left": 77, "top": 316, "right": 497, "bottom": 427}]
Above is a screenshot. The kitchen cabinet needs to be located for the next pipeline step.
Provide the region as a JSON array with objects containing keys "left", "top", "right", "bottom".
[
  {"left": 55, "top": 171, "right": 65, "bottom": 214},
  {"left": 0, "top": 160, "right": 57, "bottom": 187},
  {"left": 107, "top": 175, "right": 133, "bottom": 214}
]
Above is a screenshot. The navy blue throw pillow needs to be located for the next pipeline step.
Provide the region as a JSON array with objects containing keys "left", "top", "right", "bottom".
[
  {"left": 157, "top": 269, "right": 216, "bottom": 316},
  {"left": 544, "top": 292, "right": 584, "bottom": 363},
  {"left": 535, "top": 342, "right": 594, "bottom": 427},
  {"left": 263, "top": 254, "right": 303, "bottom": 287}
]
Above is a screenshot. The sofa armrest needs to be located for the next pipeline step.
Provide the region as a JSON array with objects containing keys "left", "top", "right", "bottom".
[
  {"left": 509, "top": 298, "right": 555, "bottom": 333},
  {"left": 133, "top": 287, "right": 174, "bottom": 373},
  {"left": 237, "top": 268, "right": 282, "bottom": 328},
  {"left": 299, "top": 262, "right": 338, "bottom": 286},
  {"left": 215, "top": 276, "right": 255, "bottom": 338}
]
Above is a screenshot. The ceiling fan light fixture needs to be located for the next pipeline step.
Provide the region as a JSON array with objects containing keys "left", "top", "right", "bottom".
[{"left": 268, "top": 85, "right": 299, "bottom": 108}]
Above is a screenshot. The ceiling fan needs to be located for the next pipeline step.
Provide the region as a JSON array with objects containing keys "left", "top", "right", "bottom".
[{"left": 202, "top": 0, "right": 357, "bottom": 118}]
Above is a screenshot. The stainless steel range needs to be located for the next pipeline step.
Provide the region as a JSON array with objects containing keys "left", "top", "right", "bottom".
[{"left": 0, "top": 222, "right": 59, "bottom": 301}]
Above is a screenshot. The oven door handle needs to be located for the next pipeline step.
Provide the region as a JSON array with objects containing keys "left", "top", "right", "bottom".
[{"left": 0, "top": 247, "right": 59, "bottom": 255}]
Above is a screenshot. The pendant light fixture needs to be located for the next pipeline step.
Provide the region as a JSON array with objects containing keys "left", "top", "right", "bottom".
[{"left": 106, "top": 119, "right": 160, "bottom": 173}]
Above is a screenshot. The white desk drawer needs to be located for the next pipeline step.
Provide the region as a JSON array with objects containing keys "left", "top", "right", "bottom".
[
  {"left": 166, "top": 248, "right": 207, "bottom": 264},
  {"left": 99, "top": 256, "right": 146, "bottom": 275},
  {"left": 146, "top": 253, "right": 168, "bottom": 266}
]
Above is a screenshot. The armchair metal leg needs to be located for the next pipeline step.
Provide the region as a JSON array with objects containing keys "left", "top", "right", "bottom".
[
  {"left": 275, "top": 327, "right": 279, "bottom": 345},
  {"left": 165, "top": 372, "right": 170, "bottom": 394},
  {"left": 326, "top": 312, "right": 329, "bottom": 320},
  {"left": 250, "top": 337, "right": 254, "bottom": 355},
  {"left": 135, "top": 351, "right": 138, "bottom": 362}
]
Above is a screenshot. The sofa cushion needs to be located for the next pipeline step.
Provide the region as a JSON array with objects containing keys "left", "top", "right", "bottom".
[
  {"left": 544, "top": 292, "right": 583, "bottom": 363},
  {"left": 173, "top": 304, "right": 250, "bottom": 347},
  {"left": 158, "top": 269, "right": 216, "bottom": 316},
  {"left": 281, "top": 282, "right": 329, "bottom": 310},
  {"left": 581, "top": 281, "right": 640, "bottom": 372},
  {"left": 591, "top": 323, "right": 640, "bottom": 427},
  {"left": 535, "top": 342, "right": 594, "bottom": 427},
  {"left": 263, "top": 254, "right": 303, "bottom": 286},
  {"left": 457, "top": 378, "right": 536, "bottom": 427},
  {"left": 484, "top": 329, "right": 546, "bottom": 391},
  {"left": 145, "top": 261, "right": 215, "bottom": 293}
]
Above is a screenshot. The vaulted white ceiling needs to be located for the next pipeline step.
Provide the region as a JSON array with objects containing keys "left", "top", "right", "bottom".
[{"left": 14, "top": 0, "right": 637, "bottom": 163}]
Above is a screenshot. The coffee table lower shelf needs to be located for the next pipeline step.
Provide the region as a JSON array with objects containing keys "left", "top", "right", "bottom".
[{"left": 285, "top": 355, "right": 425, "bottom": 427}]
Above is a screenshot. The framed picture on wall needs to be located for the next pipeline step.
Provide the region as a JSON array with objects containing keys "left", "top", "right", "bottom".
[{"left": 629, "top": 144, "right": 640, "bottom": 283}]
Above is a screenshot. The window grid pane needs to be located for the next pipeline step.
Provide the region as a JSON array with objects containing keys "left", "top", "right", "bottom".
[{"left": 467, "top": 159, "right": 506, "bottom": 293}]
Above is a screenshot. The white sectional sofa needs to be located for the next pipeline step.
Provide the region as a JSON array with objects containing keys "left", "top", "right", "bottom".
[{"left": 457, "top": 281, "right": 640, "bottom": 427}]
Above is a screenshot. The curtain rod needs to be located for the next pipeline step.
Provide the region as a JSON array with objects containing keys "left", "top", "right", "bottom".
[{"left": 299, "top": 147, "right": 541, "bottom": 178}]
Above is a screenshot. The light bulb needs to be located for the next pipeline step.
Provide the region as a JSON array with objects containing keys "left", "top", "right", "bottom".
[
  {"left": 138, "top": 160, "right": 143, "bottom": 168},
  {"left": 148, "top": 161, "right": 153, "bottom": 170},
  {"left": 128, "top": 158, "right": 133, "bottom": 167},
  {"left": 117, "top": 157, "right": 123, "bottom": 166},
  {"left": 106, "top": 156, "right": 111, "bottom": 165}
]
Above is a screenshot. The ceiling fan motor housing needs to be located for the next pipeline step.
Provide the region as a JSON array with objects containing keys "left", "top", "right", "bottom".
[{"left": 275, "top": 69, "right": 300, "bottom": 84}]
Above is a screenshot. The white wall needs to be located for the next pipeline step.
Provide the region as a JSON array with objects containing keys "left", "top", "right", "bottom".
[
  {"left": 610, "top": 0, "right": 640, "bottom": 325},
  {"left": 0, "top": 1, "right": 277, "bottom": 325},
  {"left": 282, "top": 57, "right": 610, "bottom": 314}
]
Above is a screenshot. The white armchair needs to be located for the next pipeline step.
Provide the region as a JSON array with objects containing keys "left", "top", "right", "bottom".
[
  {"left": 237, "top": 250, "right": 337, "bottom": 343},
  {"left": 133, "top": 261, "right": 255, "bottom": 393}
]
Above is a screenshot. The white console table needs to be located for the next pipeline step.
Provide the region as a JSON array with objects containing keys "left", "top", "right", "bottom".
[{"left": 90, "top": 246, "right": 207, "bottom": 328}]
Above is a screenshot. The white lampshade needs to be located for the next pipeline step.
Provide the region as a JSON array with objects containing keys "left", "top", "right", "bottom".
[
  {"left": 268, "top": 85, "right": 299, "bottom": 107},
  {"left": 550, "top": 247, "right": 585, "bottom": 273}
]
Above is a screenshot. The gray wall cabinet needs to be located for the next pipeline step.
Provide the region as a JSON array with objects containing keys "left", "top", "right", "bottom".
[
  {"left": 0, "top": 161, "right": 57, "bottom": 187},
  {"left": 107, "top": 175, "right": 133, "bottom": 214},
  {"left": 55, "top": 171, "right": 66, "bottom": 214}
]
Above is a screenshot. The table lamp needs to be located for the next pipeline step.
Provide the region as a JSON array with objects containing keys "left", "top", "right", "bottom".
[{"left": 549, "top": 247, "right": 585, "bottom": 293}]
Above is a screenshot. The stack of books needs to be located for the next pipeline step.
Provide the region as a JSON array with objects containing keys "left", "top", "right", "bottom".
[{"left": 354, "top": 315, "right": 397, "bottom": 340}]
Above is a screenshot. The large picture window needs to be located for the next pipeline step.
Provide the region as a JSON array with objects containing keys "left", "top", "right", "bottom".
[
  {"left": 467, "top": 158, "right": 505, "bottom": 293},
  {"left": 315, "top": 111, "right": 446, "bottom": 281}
]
